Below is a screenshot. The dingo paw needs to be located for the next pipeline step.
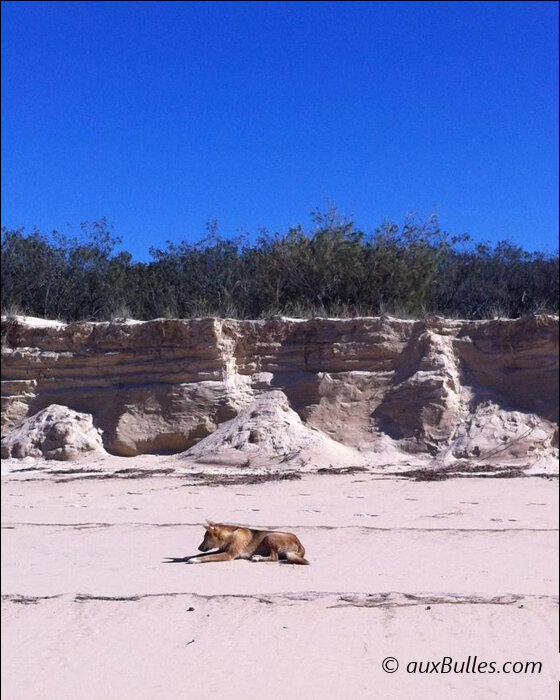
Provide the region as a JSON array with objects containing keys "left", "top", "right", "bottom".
[{"left": 251, "top": 555, "right": 266, "bottom": 562}]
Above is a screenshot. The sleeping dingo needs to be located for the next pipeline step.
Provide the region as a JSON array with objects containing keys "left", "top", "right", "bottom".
[{"left": 186, "top": 521, "right": 309, "bottom": 565}]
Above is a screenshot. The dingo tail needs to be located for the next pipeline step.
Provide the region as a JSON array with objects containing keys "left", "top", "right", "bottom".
[{"left": 285, "top": 551, "right": 310, "bottom": 565}]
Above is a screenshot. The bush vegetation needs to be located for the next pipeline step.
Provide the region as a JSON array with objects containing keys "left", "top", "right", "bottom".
[{"left": 1, "top": 209, "right": 558, "bottom": 321}]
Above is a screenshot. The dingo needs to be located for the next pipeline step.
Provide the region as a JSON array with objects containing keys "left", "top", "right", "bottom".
[{"left": 186, "top": 521, "right": 309, "bottom": 565}]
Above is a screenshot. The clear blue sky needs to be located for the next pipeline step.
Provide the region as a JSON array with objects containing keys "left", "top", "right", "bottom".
[{"left": 2, "top": 1, "right": 558, "bottom": 260}]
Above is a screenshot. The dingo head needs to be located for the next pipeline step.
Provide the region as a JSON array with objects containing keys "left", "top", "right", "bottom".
[{"left": 198, "top": 521, "right": 232, "bottom": 551}]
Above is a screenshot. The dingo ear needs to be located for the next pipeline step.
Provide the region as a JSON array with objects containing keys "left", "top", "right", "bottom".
[{"left": 204, "top": 520, "right": 215, "bottom": 531}]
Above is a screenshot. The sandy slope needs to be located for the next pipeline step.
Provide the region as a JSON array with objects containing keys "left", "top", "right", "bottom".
[{"left": 1, "top": 469, "right": 558, "bottom": 700}]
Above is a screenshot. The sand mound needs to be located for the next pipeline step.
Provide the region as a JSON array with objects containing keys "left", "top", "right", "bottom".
[
  {"left": 1, "top": 404, "right": 105, "bottom": 461},
  {"left": 184, "top": 390, "right": 362, "bottom": 469},
  {"left": 441, "top": 402, "right": 558, "bottom": 471}
]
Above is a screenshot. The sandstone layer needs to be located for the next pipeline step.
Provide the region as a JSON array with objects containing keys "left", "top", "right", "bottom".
[{"left": 1, "top": 315, "right": 558, "bottom": 468}]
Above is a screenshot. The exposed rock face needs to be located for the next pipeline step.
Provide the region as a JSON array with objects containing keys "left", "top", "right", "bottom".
[
  {"left": 1, "top": 404, "right": 104, "bottom": 461},
  {"left": 1, "top": 314, "right": 558, "bottom": 465}
]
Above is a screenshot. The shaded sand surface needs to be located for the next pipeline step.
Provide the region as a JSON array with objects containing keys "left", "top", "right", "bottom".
[{"left": 2, "top": 470, "right": 558, "bottom": 700}]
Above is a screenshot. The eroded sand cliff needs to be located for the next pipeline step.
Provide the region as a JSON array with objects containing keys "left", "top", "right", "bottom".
[{"left": 1, "top": 314, "right": 558, "bottom": 470}]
